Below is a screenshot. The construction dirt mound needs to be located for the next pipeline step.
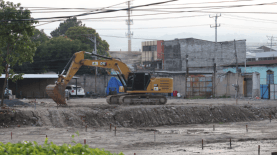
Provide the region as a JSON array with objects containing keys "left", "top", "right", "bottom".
[{"left": 0, "top": 104, "right": 276, "bottom": 128}]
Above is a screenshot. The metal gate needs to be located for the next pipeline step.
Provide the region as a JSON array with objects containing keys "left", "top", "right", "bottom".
[
  {"left": 186, "top": 75, "right": 213, "bottom": 98},
  {"left": 270, "top": 84, "right": 277, "bottom": 100},
  {"left": 260, "top": 84, "right": 269, "bottom": 99}
]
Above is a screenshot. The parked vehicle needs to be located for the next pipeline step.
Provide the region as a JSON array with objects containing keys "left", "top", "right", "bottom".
[{"left": 65, "top": 85, "right": 85, "bottom": 97}]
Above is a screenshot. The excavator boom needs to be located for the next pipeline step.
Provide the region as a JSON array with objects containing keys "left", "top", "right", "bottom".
[
  {"left": 46, "top": 51, "right": 173, "bottom": 106},
  {"left": 46, "top": 51, "right": 131, "bottom": 105}
]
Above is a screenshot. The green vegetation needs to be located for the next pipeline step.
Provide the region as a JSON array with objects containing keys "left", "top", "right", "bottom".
[
  {"left": 0, "top": 138, "right": 124, "bottom": 155},
  {"left": 218, "top": 95, "right": 231, "bottom": 98},
  {"left": 13, "top": 17, "right": 110, "bottom": 75},
  {"left": 0, "top": 0, "right": 39, "bottom": 106},
  {"left": 188, "top": 96, "right": 206, "bottom": 99}
]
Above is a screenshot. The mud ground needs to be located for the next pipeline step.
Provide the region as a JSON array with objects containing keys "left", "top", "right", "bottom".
[{"left": 0, "top": 98, "right": 276, "bottom": 154}]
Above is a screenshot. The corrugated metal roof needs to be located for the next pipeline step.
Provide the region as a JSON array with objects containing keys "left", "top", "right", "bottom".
[
  {"left": 223, "top": 59, "right": 277, "bottom": 67},
  {"left": 0, "top": 74, "right": 79, "bottom": 79},
  {"left": 154, "top": 71, "right": 214, "bottom": 74}
]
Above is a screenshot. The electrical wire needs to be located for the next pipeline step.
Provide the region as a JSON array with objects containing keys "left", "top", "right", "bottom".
[
  {"left": 22, "top": 2, "right": 276, "bottom": 13},
  {"left": 23, "top": 0, "right": 255, "bottom": 10},
  {"left": 0, "top": 0, "right": 178, "bottom": 22},
  {"left": 91, "top": 24, "right": 210, "bottom": 30}
]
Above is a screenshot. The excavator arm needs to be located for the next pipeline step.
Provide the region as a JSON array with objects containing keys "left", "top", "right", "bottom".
[{"left": 46, "top": 51, "right": 131, "bottom": 105}]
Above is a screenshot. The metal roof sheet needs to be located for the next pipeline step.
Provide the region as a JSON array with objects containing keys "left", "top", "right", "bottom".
[
  {"left": 0, "top": 74, "right": 79, "bottom": 79},
  {"left": 222, "top": 59, "right": 277, "bottom": 67}
]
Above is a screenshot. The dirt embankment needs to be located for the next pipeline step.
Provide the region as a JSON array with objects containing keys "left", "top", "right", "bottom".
[{"left": 0, "top": 104, "right": 276, "bottom": 128}]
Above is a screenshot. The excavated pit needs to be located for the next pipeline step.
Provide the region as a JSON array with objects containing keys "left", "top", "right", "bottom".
[{"left": 1, "top": 104, "right": 276, "bottom": 128}]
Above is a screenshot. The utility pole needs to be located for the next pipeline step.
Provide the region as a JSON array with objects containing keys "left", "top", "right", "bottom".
[
  {"left": 126, "top": 1, "right": 133, "bottom": 52},
  {"left": 185, "top": 55, "right": 189, "bottom": 98},
  {"left": 83, "top": 74, "right": 86, "bottom": 97},
  {"left": 266, "top": 35, "right": 277, "bottom": 52},
  {"left": 213, "top": 59, "right": 216, "bottom": 97},
  {"left": 234, "top": 39, "right": 239, "bottom": 104},
  {"left": 210, "top": 14, "right": 221, "bottom": 58},
  {"left": 88, "top": 35, "right": 97, "bottom": 95}
]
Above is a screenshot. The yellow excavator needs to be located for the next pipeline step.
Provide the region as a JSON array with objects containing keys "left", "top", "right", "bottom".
[{"left": 46, "top": 51, "right": 173, "bottom": 105}]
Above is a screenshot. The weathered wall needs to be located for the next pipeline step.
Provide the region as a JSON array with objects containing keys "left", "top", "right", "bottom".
[
  {"left": 164, "top": 38, "right": 246, "bottom": 71},
  {"left": 252, "top": 72, "right": 260, "bottom": 98},
  {"left": 163, "top": 39, "right": 182, "bottom": 71},
  {"left": 223, "top": 66, "right": 277, "bottom": 84},
  {"left": 172, "top": 74, "right": 186, "bottom": 96},
  {"left": 215, "top": 73, "right": 244, "bottom": 97}
]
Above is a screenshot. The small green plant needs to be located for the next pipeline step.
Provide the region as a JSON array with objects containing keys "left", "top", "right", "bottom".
[
  {"left": 71, "top": 131, "right": 80, "bottom": 144},
  {"left": 219, "top": 122, "right": 224, "bottom": 124},
  {"left": 0, "top": 138, "right": 124, "bottom": 155},
  {"left": 189, "top": 96, "right": 206, "bottom": 99}
]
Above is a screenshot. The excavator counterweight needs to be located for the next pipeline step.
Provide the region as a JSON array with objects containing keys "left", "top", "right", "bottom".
[{"left": 46, "top": 51, "right": 173, "bottom": 106}]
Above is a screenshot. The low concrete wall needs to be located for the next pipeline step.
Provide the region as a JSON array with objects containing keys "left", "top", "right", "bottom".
[
  {"left": 215, "top": 73, "right": 244, "bottom": 98},
  {"left": 252, "top": 72, "right": 260, "bottom": 98}
]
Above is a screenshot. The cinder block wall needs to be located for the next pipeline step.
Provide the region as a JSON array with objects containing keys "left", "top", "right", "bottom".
[{"left": 164, "top": 38, "right": 246, "bottom": 71}]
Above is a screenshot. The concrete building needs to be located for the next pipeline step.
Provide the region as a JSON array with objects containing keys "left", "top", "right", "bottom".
[
  {"left": 163, "top": 38, "right": 246, "bottom": 71},
  {"left": 222, "top": 60, "right": 277, "bottom": 99},
  {"left": 141, "top": 40, "right": 164, "bottom": 69}
]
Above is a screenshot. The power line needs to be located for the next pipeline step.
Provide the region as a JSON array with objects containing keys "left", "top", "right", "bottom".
[
  {"left": 266, "top": 35, "right": 277, "bottom": 51},
  {"left": 223, "top": 15, "right": 277, "bottom": 24},
  {"left": 23, "top": 0, "right": 254, "bottom": 9},
  {"left": 0, "top": 0, "right": 177, "bottom": 22},
  {"left": 23, "top": 2, "right": 274, "bottom": 13}
]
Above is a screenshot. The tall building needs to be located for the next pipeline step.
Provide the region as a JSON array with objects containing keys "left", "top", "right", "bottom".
[{"left": 141, "top": 40, "right": 164, "bottom": 70}]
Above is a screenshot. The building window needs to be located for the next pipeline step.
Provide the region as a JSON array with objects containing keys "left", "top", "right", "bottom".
[
  {"left": 143, "top": 45, "right": 157, "bottom": 51},
  {"left": 267, "top": 70, "right": 274, "bottom": 84},
  {"left": 246, "top": 58, "right": 256, "bottom": 62}
]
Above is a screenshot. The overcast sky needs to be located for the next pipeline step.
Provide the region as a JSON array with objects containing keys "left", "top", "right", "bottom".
[{"left": 9, "top": 0, "right": 277, "bottom": 51}]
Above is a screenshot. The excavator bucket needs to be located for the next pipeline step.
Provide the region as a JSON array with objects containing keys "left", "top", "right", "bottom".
[{"left": 46, "top": 84, "right": 67, "bottom": 105}]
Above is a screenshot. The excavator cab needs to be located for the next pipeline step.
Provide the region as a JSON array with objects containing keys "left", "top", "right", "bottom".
[{"left": 126, "top": 73, "right": 151, "bottom": 91}]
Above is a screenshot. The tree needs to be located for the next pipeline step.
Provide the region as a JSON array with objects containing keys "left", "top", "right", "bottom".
[
  {"left": 50, "top": 17, "right": 83, "bottom": 37},
  {"left": 0, "top": 1, "right": 39, "bottom": 106},
  {"left": 31, "top": 29, "right": 49, "bottom": 43},
  {"left": 65, "top": 26, "right": 110, "bottom": 57},
  {"left": 12, "top": 29, "right": 50, "bottom": 73},
  {"left": 27, "top": 36, "right": 95, "bottom": 74}
]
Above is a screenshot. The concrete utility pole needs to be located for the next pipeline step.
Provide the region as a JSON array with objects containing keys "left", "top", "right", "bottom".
[
  {"left": 234, "top": 39, "right": 239, "bottom": 104},
  {"left": 88, "top": 35, "right": 97, "bottom": 95},
  {"left": 213, "top": 58, "right": 216, "bottom": 97},
  {"left": 126, "top": 1, "right": 133, "bottom": 52},
  {"left": 266, "top": 35, "right": 277, "bottom": 52},
  {"left": 185, "top": 55, "right": 189, "bottom": 98},
  {"left": 210, "top": 14, "right": 221, "bottom": 57}
]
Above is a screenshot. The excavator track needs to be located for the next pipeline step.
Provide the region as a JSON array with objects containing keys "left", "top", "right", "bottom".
[
  {"left": 107, "top": 94, "right": 167, "bottom": 105},
  {"left": 46, "top": 84, "right": 67, "bottom": 105},
  {"left": 106, "top": 94, "right": 126, "bottom": 105}
]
